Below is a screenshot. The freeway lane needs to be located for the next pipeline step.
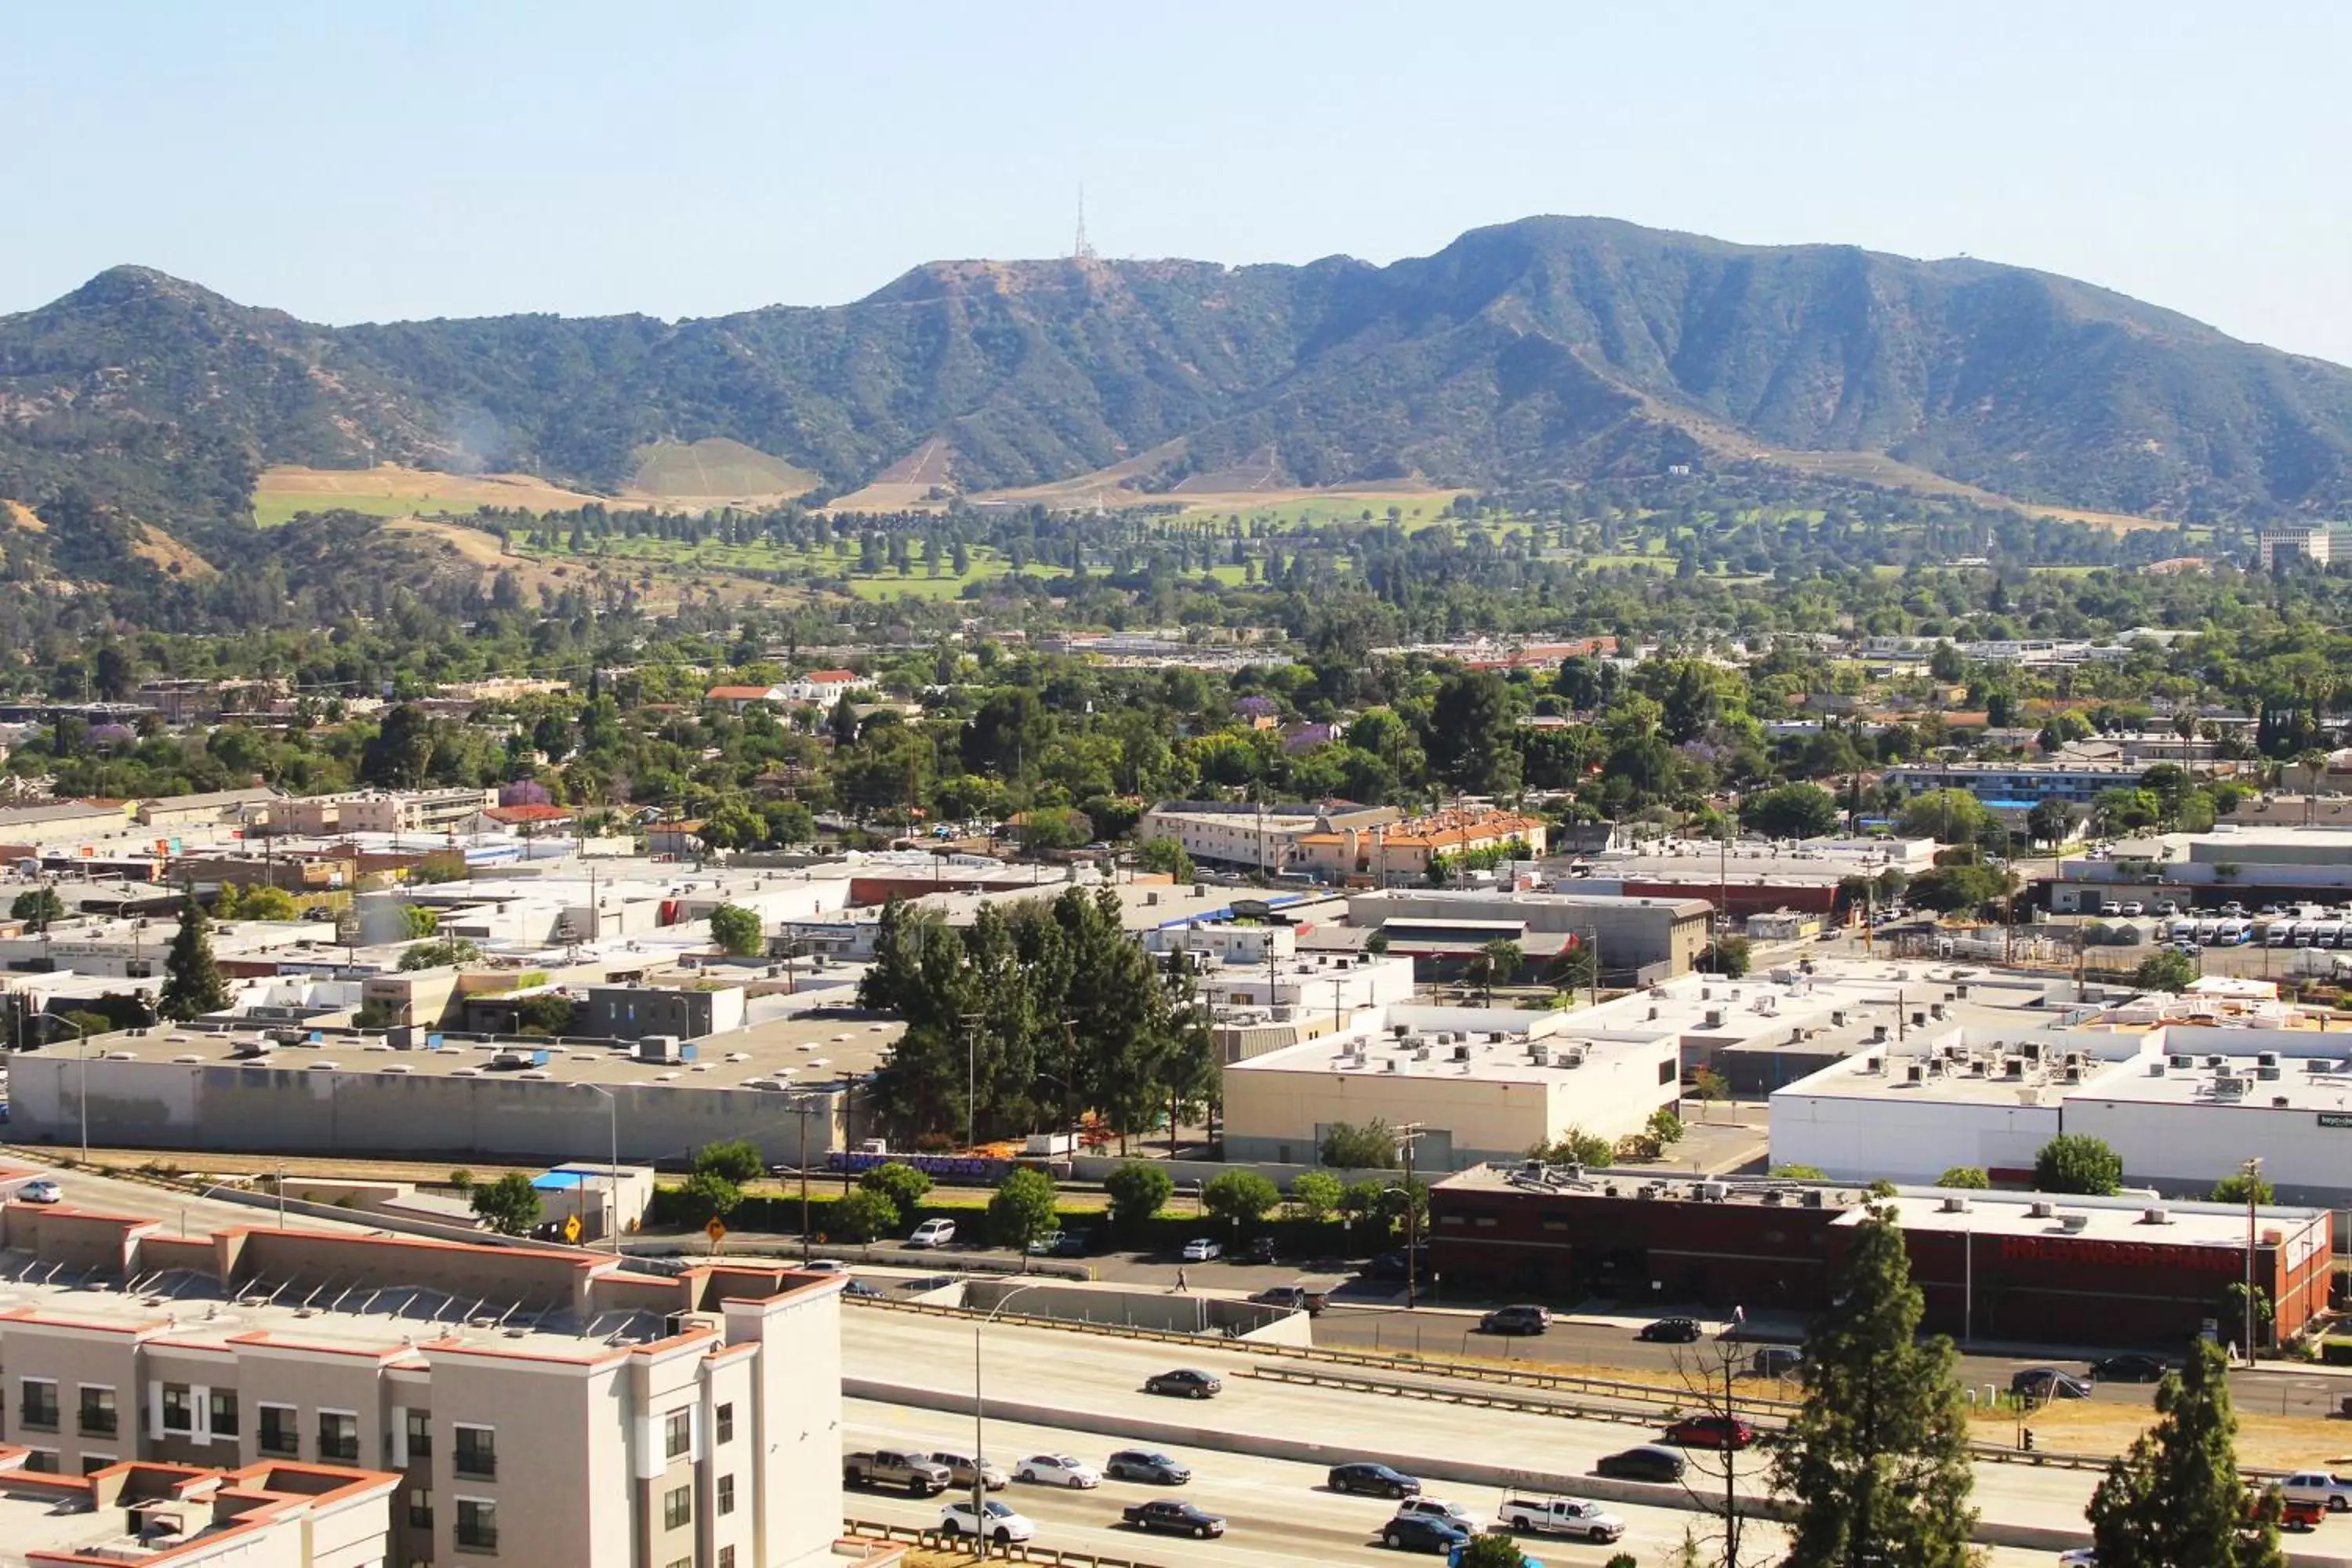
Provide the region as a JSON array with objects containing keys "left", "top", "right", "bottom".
[
  {"left": 841, "top": 1305, "right": 2110, "bottom": 1541},
  {"left": 843, "top": 1403, "right": 2063, "bottom": 1568}
]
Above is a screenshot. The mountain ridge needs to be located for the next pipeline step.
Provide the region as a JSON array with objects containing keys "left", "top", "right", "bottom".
[{"left": 5, "top": 216, "right": 2351, "bottom": 546}]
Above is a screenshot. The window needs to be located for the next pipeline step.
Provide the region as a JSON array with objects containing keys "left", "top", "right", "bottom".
[
  {"left": 161, "top": 1384, "right": 194, "bottom": 1433},
  {"left": 664, "top": 1559, "right": 689, "bottom": 1568},
  {"left": 258, "top": 1403, "right": 299, "bottom": 1458},
  {"left": 715, "top": 1402, "right": 735, "bottom": 1444},
  {"left": 80, "top": 1453, "right": 114, "bottom": 1475},
  {"left": 719, "top": 1549, "right": 736, "bottom": 1568},
  {"left": 23, "top": 1449, "right": 56, "bottom": 1474},
  {"left": 208, "top": 1389, "right": 238, "bottom": 1437},
  {"left": 662, "top": 1484, "right": 692, "bottom": 1530},
  {"left": 78, "top": 1385, "right": 117, "bottom": 1438},
  {"left": 405, "top": 1408, "right": 431, "bottom": 1461},
  {"left": 453, "top": 1425, "right": 496, "bottom": 1479},
  {"left": 318, "top": 1410, "right": 359, "bottom": 1462},
  {"left": 456, "top": 1497, "right": 497, "bottom": 1554},
  {"left": 408, "top": 1489, "right": 434, "bottom": 1530},
  {"left": 717, "top": 1473, "right": 735, "bottom": 1515},
  {"left": 1658, "top": 1058, "right": 1678, "bottom": 1085},
  {"left": 662, "top": 1408, "right": 691, "bottom": 1460},
  {"left": 20, "top": 1379, "right": 57, "bottom": 1432}
]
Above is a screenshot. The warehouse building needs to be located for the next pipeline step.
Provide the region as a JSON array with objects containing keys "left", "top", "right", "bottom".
[
  {"left": 1429, "top": 1167, "right": 2332, "bottom": 1348},
  {"left": 0, "top": 1210, "right": 845, "bottom": 1568},
  {"left": 1345, "top": 889, "right": 1712, "bottom": 977}
]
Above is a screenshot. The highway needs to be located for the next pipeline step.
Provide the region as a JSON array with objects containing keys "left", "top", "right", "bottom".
[
  {"left": 842, "top": 1402, "right": 2071, "bottom": 1568},
  {"left": 0, "top": 1156, "right": 379, "bottom": 1237}
]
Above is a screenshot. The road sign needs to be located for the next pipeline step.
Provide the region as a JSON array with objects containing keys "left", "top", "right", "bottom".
[
  {"left": 705, "top": 1216, "right": 728, "bottom": 1247},
  {"left": 562, "top": 1213, "right": 583, "bottom": 1245}
]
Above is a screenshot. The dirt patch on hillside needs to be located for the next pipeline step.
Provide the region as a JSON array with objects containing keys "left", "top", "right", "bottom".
[{"left": 260, "top": 463, "right": 648, "bottom": 515}]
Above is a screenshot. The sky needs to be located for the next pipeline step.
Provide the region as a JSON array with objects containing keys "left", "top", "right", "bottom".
[{"left": 11, "top": 2, "right": 2351, "bottom": 361}]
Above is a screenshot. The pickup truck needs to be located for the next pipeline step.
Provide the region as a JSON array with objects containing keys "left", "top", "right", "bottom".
[
  {"left": 1494, "top": 1497, "right": 1627, "bottom": 1542},
  {"left": 2278, "top": 1471, "right": 2352, "bottom": 1514},
  {"left": 843, "top": 1448, "right": 952, "bottom": 1496}
]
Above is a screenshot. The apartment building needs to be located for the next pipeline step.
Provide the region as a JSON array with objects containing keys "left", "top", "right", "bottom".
[
  {"left": 1138, "top": 800, "right": 1399, "bottom": 874},
  {"left": 271, "top": 791, "right": 498, "bottom": 837},
  {"left": 0, "top": 1208, "right": 844, "bottom": 1568},
  {"left": 0, "top": 1450, "right": 399, "bottom": 1568}
]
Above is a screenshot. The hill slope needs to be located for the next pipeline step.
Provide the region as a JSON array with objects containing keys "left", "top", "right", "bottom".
[{"left": 5, "top": 217, "right": 2352, "bottom": 536}]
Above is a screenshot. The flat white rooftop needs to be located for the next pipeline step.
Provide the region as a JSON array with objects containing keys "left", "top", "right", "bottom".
[{"left": 1857, "top": 1190, "right": 2317, "bottom": 1248}]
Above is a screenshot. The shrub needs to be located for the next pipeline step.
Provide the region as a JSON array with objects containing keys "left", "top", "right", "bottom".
[
  {"left": 859, "top": 1161, "right": 935, "bottom": 1210},
  {"left": 1104, "top": 1162, "right": 1174, "bottom": 1232},
  {"left": 829, "top": 1188, "right": 898, "bottom": 1243}
]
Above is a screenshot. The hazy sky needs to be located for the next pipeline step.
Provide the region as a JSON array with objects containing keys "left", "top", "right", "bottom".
[{"left": 13, "top": 3, "right": 2350, "bottom": 360}]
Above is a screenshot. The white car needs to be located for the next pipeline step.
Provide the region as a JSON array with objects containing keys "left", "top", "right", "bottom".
[
  {"left": 2119, "top": 901, "right": 2143, "bottom": 916},
  {"left": 1395, "top": 1497, "right": 1484, "bottom": 1534},
  {"left": 938, "top": 1499, "right": 1035, "bottom": 1544},
  {"left": 798, "top": 1258, "right": 851, "bottom": 1275},
  {"left": 2057, "top": 1551, "right": 2096, "bottom": 1567},
  {"left": 1014, "top": 1454, "right": 1101, "bottom": 1489},
  {"left": 2279, "top": 1470, "right": 2352, "bottom": 1512},
  {"left": 15, "top": 1180, "right": 62, "bottom": 1205},
  {"left": 1178, "top": 1237, "right": 1222, "bottom": 1262},
  {"left": 906, "top": 1218, "right": 956, "bottom": 1249}
]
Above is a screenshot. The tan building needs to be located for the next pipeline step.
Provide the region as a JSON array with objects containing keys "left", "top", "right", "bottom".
[
  {"left": 1294, "top": 808, "right": 1548, "bottom": 884},
  {"left": 272, "top": 791, "right": 497, "bottom": 837},
  {"left": 0, "top": 1207, "right": 846, "bottom": 1568},
  {"left": 1138, "top": 800, "right": 1399, "bottom": 875},
  {"left": 0, "top": 1449, "right": 399, "bottom": 1568}
]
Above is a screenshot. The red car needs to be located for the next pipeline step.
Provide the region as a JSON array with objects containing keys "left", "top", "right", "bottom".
[{"left": 1664, "top": 1415, "right": 1755, "bottom": 1451}]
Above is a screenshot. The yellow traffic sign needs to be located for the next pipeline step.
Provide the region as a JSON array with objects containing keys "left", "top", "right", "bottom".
[
  {"left": 562, "top": 1213, "right": 583, "bottom": 1245},
  {"left": 705, "top": 1216, "right": 728, "bottom": 1247}
]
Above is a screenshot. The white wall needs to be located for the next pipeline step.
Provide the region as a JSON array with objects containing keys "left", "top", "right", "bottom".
[
  {"left": 2062, "top": 1097, "right": 2352, "bottom": 1200},
  {"left": 1769, "top": 1087, "right": 2060, "bottom": 1181}
]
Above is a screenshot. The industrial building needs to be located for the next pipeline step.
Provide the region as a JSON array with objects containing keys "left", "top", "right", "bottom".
[
  {"left": 1566, "top": 837, "right": 1937, "bottom": 920},
  {"left": 1345, "top": 889, "right": 1712, "bottom": 978},
  {"left": 0, "top": 1209, "right": 845, "bottom": 1568},
  {"left": 1429, "top": 1167, "right": 2332, "bottom": 1348},
  {"left": 2054, "top": 823, "right": 2352, "bottom": 909},
  {"left": 1768, "top": 979, "right": 2352, "bottom": 1207}
]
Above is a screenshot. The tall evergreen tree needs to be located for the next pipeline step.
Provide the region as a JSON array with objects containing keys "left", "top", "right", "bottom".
[
  {"left": 1772, "top": 1200, "right": 1977, "bottom": 1568},
  {"left": 2086, "top": 1339, "right": 2281, "bottom": 1568},
  {"left": 159, "top": 895, "right": 230, "bottom": 1021}
]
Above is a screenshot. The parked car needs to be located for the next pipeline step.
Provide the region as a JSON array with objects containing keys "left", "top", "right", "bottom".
[
  {"left": 1179, "top": 1237, "right": 1223, "bottom": 1262},
  {"left": 1749, "top": 1346, "right": 1805, "bottom": 1379},
  {"left": 2222, "top": 901, "right": 2248, "bottom": 917},
  {"left": 1240, "top": 1234, "right": 1279, "bottom": 1265},
  {"left": 1122, "top": 1500, "right": 1225, "bottom": 1537},
  {"left": 1014, "top": 1454, "right": 1101, "bottom": 1489},
  {"left": 2056, "top": 1551, "right": 2096, "bottom": 1567},
  {"left": 1105, "top": 1450, "right": 1191, "bottom": 1485},
  {"left": 927, "top": 1451, "right": 1007, "bottom": 1492},
  {"left": 1379, "top": 1515, "right": 1469, "bottom": 1555},
  {"left": 1638, "top": 1316, "right": 1702, "bottom": 1343},
  {"left": 1249, "top": 1284, "right": 1327, "bottom": 1315},
  {"left": 906, "top": 1218, "right": 956, "bottom": 1249},
  {"left": 1143, "top": 1368, "right": 1221, "bottom": 1399},
  {"left": 2120, "top": 901, "right": 2144, "bottom": 916},
  {"left": 2279, "top": 1470, "right": 2352, "bottom": 1513},
  {"left": 1595, "top": 1445, "right": 1687, "bottom": 1483},
  {"left": 1479, "top": 1304, "right": 1550, "bottom": 1336},
  {"left": 1394, "top": 1498, "right": 1483, "bottom": 1534},
  {"left": 2011, "top": 1367, "right": 2092, "bottom": 1401},
  {"left": 1365, "top": 1247, "right": 1430, "bottom": 1281},
  {"left": 2098, "top": 901, "right": 2122, "bottom": 916},
  {"left": 938, "top": 1500, "right": 1034, "bottom": 1544},
  {"left": 1330, "top": 1462, "right": 1421, "bottom": 1499},
  {"left": 14, "top": 1179, "right": 60, "bottom": 1205},
  {"left": 1494, "top": 1496, "right": 1624, "bottom": 1541},
  {"left": 1664, "top": 1414, "right": 1755, "bottom": 1450},
  {"left": 1025, "top": 1231, "right": 1069, "bottom": 1256},
  {"left": 843, "top": 1449, "right": 952, "bottom": 1495},
  {"left": 2087, "top": 1352, "right": 2170, "bottom": 1383}
]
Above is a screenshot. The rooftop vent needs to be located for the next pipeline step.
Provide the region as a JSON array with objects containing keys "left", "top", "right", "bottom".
[
  {"left": 1940, "top": 1195, "right": 1972, "bottom": 1213},
  {"left": 2028, "top": 1200, "right": 2056, "bottom": 1218},
  {"left": 2141, "top": 1206, "right": 2171, "bottom": 1225},
  {"left": 2058, "top": 1213, "right": 2091, "bottom": 1233}
]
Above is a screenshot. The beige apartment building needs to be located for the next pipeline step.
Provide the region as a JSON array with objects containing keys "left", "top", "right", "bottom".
[
  {"left": 0, "top": 1203, "right": 845, "bottom": 1568},
  {"left": 0, "top": 1450, "right": 399, "bottom": 1568}
]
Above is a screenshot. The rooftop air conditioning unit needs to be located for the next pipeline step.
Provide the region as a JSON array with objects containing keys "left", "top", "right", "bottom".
[
  {"left": 2258, "top": 1051, "right": 2281, "bottom": 1069},
  {"left": 1929, "top": 1002, "right": 1947, "bottom": 1021},
  {"left": 1969, "top": 1058, "right": 1988, "bottom": 1076},
  {"left": 1801, "top": 1189, "right": 1826, "bottom": 1208},
  {"left": 2028, "top": 1200, "right": 2056, "bottom": 1218},
  {"left": 2141, "top": 1206, "right": 2171, "bottom": 1225},
  {"left": 2205, "top": 1054, "right": 2225, "bottom": 1069},
  {"left": 1872, "top": 1024, "right": 1890, "bottom": 1044},
  {"left": 1906, "top": 1063, "right": 1926, "bottom": 1083},
  {"left": 1697, "top": 1181, "right": 1729, "bottom": 1202},
  {"left": 2060, "top": 1065, "right": 2083, "bottom": 1083},
  {"left": 2274, "top": 1095, "right": 2292, "bottom": 1108},
  {"left": 1383, "top": 1058, "right": 1399, "bottom": 1073},
  {"left": 1453, "top": 1044, "right": 1471, "bottom": 1062},
  {"left": 2170, "top": 1054, "right": 2194, "bottom": 1070},
  {"left": 1940, "top": 1195, "right": 1972, "bottom": 1214},
  {"left": 2257, "top": 1065, "right": 2282, "bottom": 1081},
  {"left": 1704, "top": 1009, "right": 1725, "bottom": 1028},
  {"left": 1831, "top": 1011, "right": 1848, "bottom": 1028},
  {"left": 2058, "top": 1213, "right": 2091, "bottom": 1233},
  {"left": 2004, "top": 1058, "right": 2026, "bottom": 1080}
]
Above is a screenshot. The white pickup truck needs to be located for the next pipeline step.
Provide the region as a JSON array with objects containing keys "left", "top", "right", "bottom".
[
  {"left": 1495, "top": 1497, "right": 1627, "bottom": 1542},
  {"left": 2280, "top": 1470, "right": 2352, "bottom": 1513}
]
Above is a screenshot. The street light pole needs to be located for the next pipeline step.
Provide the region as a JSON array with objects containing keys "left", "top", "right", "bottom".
[
  {"left": 580, "top": 1083, "right": 621, "bottom": 1254},
  {"left": 973, "top": 1281, "right": 1047, "bottom": 1556}
]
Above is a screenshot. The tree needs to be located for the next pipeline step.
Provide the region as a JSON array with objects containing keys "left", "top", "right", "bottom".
[
  {"left": 1135, "top": 836, "right": 1196, "bottom": 881},
  {"left": 1647, "top": 1107, "right": 1686, "bottom": 1147},
  {"left": 1318, "top": 1119, "right": 1399, "bottom": 1170},
  {"left": 1690, "top": 1067, "right": 1731, "bottom": 1106},
  {"left": 677, "top": 1171, "right": 742, "bottom": 1225},
  {"left": 1773, "top": 1200, "right": 1979, "bottom": 1567},
  {"left": 2034, "top": 1133, "right": 2124, "bottom": 1196},
  {"left": 398, "top": 937, "right": 481, "bottom": 971},
  {"left": 695, "top": 1138, "right": 765, "bottom": 1184},
  {"left": 829, "top": 1187, "right": 898, "bottom": 1243},
  {"left": 1927, "top": 641, "right": 1967, "bottom": 682},
  {"left": 1704, "top": 935, "right": 1752, "bottom": 977},
  {"left": 10, "top": 887, "right": 64, "bottom": 931},
  {"left": 469, "top": 1172, "right": 544, "bottom": 1237},
  {"left": 2028, "top": 797, "right": 2080, "bottom": 848},
  {"left": 1936, "top": 1167, "right": 1991, "bottom": 1189},
  {"left": 159, "top": 895, "right": 230, "bottom": 1021},
  {"left": 1103, "top": 1162, "right": 1174, "bottom": 1233},
  {"left": 708, "top": 902, "right": 764, "bottom": 958},
  {"left": 2210, "top": 1171, "right": 2274, "bottom": 1205},
  {"left": 1769, "top": 1163, "right": 1829, "bottom": 1180},
  {"left": 1454, "top": 1537, "right": 1529, "bottom": 1568},
  {"left": 1896, "top": 789, "right": 1987, "bottom": 845},
  {"left": 2133, "top": 949, "right": 2199, "bottom": 993},
  {"left": 988, "top": 1167, "right": 1060, "bottom": 1256},
  {"left": 1465, "top": 938, "right": 1523, "bottom": 1004},
  {"left": 1201, "top": 1170, "right": 1280, "bottom": 1228},
  {"left": 399, "top": 902, "right": 440, "bottom": 938},
  {"left": 1424, "top": 670, "right": 1518, "bottom": 795},
  {"left": 1743, "top": 782, "right": 1840, "bottom": 840},
  {"left": 1288, "top": 1170, "right": 1342, "bottom": 1221},
  {"left": 222, "top": 884, "right": 299, "bottom": 920},
  {"left": 859, "top": 1161, "right": 935, "bottom": 1211},
  {"left": 1534, "top": 1127, "right": 1614, "bottom": 1167},
  {"left": 2086, "top": 1339, "right": 2281, "bottom": 1568}
]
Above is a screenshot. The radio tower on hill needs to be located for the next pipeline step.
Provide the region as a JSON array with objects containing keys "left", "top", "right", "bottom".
[{"left": 1073, "top": 185, "right": 1097, "bottom": 262}]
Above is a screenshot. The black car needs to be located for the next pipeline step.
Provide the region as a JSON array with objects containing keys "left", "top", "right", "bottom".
[
  {"left": 2012, "top": 1367, "right": 2092, "bottom": 1400},
  {"left": 1240, "top": 1234, "right": 1279, "bottom": 1265},
  {"left": 1143, "top": 1368, "right": 1222, "bottom": 1399},
  {"left": 1105, "top": 1449, "right": 1192, "bottom": 1485},
  {"left": 1479, "top": 1305, "right": 1550, "bottom": 1336},
  {"left": 1637, "top": 1316, "right": 1702, "bottom": 1343},
  {"left": 842, "top": 1279, "right": 884, "bottom": 1299},
  {"left": 1122, "top": 1500, "right": 1225, "bottom": 1538},
  {"left": 1329, "top": 1462, "right": 1421, "bottom": 1499},
  {"left": 1378, "top": 1515, "right": 1468, "bottom": 1554},
  {"left": 1365, "top": 1247, "right": 1432, "bottom": 1281},
  {"left": 2089, "top": 1352, "right": 2170, "bottom": 1384},
  {"left": 1053, "top": 1229, "right": 1097, "bottom": 1257},
  {"left": 1595, "top": 1444, "right": 1689, "bottom": 1483}
]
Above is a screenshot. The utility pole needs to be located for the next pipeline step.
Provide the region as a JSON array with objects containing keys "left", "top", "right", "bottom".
[
  {"left": 2242, "top": 1156, "right": 2263, "bottom": 1362},
  {"left": 959, "top": 1011, "right": 986, "bottom": 1152},
  {"left": 1395, "top": 1122, "right": 1426, "bottom": 1309}
]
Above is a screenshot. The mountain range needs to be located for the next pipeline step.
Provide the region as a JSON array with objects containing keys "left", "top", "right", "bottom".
[{"left": 5, "top": 215, "right": 2352, "bottom": 542}]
